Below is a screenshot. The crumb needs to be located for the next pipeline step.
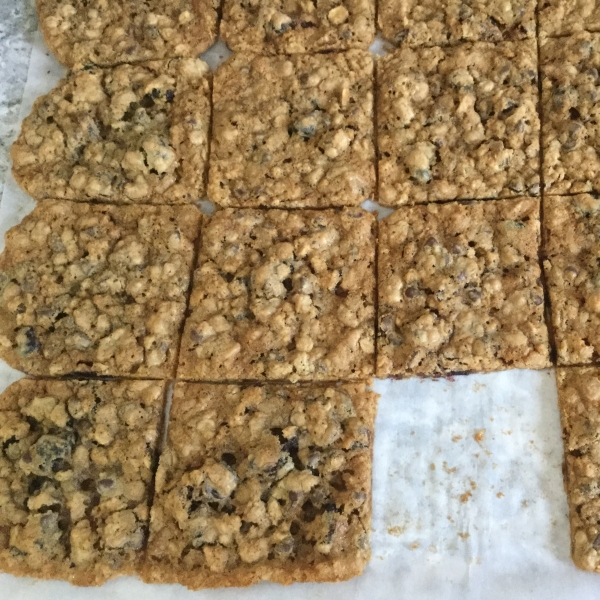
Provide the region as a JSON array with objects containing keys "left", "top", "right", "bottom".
[
  {"left": 458, "top": 532, "right": 471, "bottom": 540},
  {"left": 497, "top": 492, "right": 504, "bottom": 498},
  {"left": 443, "top": 461, "right": 457, "bottom": 474},
  {"left": 387, "top": 526, "right": 406, "bottom": 537},
  {"left": 409, "top": 542, "right": 420, "bottom": 550},
  {"left": 474, "top": 429, "right": 486, "bottom": 443},
  {"left": 460, "top": 491, "right": 472, "bottom": 503},
  {"left": 451, "top": 435, "right": 463, "bottom": 442},
  {"left": 430, "top": 463, "right": 436, "bottom": 471}
]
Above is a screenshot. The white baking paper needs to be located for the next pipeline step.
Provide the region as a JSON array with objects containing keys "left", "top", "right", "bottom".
[{"left": 1, "top": 30, "right": 598, "bottom": 600}]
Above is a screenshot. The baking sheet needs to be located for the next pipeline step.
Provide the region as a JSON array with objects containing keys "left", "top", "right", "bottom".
[{"left": 0, "top": 29, "right": 598, "bottom": 600}]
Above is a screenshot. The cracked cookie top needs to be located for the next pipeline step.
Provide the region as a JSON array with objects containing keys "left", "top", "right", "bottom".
[
  {"left": 0, "top": 378, "right": 164, "bottom": 585},
  {"left": 143, "top": 381, "right": 377, "bottom": 589},
  {"left": 0, "top": 200, "right": 200, "bottom": 377},
  {"left": 11, "top": 59, "right": 210, "bottom": 205}
]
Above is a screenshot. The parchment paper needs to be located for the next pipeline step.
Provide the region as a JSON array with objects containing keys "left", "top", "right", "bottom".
[{"left": 0, "top": 31, "right": 597, "bottom": 600}]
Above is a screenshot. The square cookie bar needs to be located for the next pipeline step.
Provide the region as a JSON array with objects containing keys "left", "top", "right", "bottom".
[
  {"left": 541, "top": 33, "right": 600, "bottom": 196},
  {"left": 178, "top": 208, "right": 375, "bottom": 382},
  {"left": 543, "top": 194, "right": 600, "bottom": 365},
  {"left": 11, "top": 59, "right": 210, "bottom": 205},
  {"left": 0, "top": 378, "right": 164, "bottom": 585},
  {"left": 539, "top": 0, "right": 600, "bottom": 38},
  {"left": 208, "top": 52, "right": 375, "bottom": 208},
  {"left": 379, "top": 0, "right": 535, "bottom": 48},
  {"left": 221, "top": 0, "right": 375, "bottom": 54},
  {"left": 37, "top": 0, "right": 218, "bottom": 69},
  {"left": 378, "top": 40, "right": 540, "bottom": 206},
  {"left": 378, "top": 198, "right": 550, "bottom": 378},
  {"left": 556, "top": 367, "right": 600, "bottom": 572},
  {"left": 0, "top": 200, "right": 200, "bottom": 377},
  {"left": 143, "top": 382, "right": 377, "bottom": 589}
]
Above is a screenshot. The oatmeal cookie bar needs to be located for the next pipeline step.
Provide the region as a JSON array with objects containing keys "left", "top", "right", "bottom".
[
  {"left": 0, "top": 200, "right": 200, "bottom": 377},
  {"left": 556, "top": 367, "right": 600, "bottom": 572},
  {"left": 377, "top": 198, "right": 550, "bottom": 378},
  {"left": 541, "top": 33, "right": 600, "bottom": 196},
  {"left": 37, "top": 0, "right": 218, "bottom": 69},
  {"left": 221, "top": 0, "right": 374, "bottom": 54},
  {"left": 143, "top": 381, "right": 376, "bottom": 588},
  {"left": 0, "top": 378, "right": 164, "bottom": 585},
  {"left": 379, "top": 0, "right": 535, "bottom": 48},
  {"left": 178, "top": 208, "right": 375, "bottom": 382},
  {"left": 208, "top": 52, "right": 375, "bottom": 209},
  {"left": 378, "top": 40, "right": 540, "bottom": 206},
  {"left": 539, "top": 0, "right": 600, "bottom": 38},
  {"left": 11, "top": 59, "right": 210, "bottom": 205},
  {"left": 543, "top": 194, "right": 600, "bottom": 365}
]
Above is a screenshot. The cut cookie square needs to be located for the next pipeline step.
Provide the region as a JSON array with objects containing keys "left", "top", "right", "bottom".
[
  {"left": 143, "top": 381, "right": 377, "bottom": 589},
  {"left": 556, "top": 367, "right": 600, "bottom": 573},
  {"left": 541, "top": 33, "right": 600, "bottom": 196},
  {"left": 208, "top": 52, "right": 375, "bottom": 208},
  {"left": 0, "top": 200, "right": 201, "bottom": 377},
  {"left": 178, "top": 208, "right": 375, "bottom": 382},
  {"left": 377, "top": 40, "right": 540, "bottom": 206},
  {"left": 539, "top": 0, "right": 600, "bottom": 38},
  {"left": 0, "top": 378, "right": 165, "bottom": 585},
  {"left": 543, "top": 194, "right": 600, "bottom": 365},
  {"left": 221, "top": 0, "right": 375, "bottom": 54},
  {"left": 37, "top": 0, "right": 218, "bottom": 69},
  {"left": 379, "top": 0, "right": 535, "bottom": 48},
  {"left": 11, "top": 59, "right": 211, "bottom": 205},
  {"left": 377, "top": 198, "right": 550, "bottom": 378}
]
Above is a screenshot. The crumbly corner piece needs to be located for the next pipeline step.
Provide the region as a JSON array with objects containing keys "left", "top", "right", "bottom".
[
  {"left": 556, "top": 367, "right": 600, "bottom": 572},
  {"left": 0, "top": 200, "right": 200, "bottom": 378},
  {"left": 178, "top": 208, "right": 375, "bottom": 382},
  {"left": 11, "top": 58, "right": 210, "bottom": 205},
  {"left": 143, "top": 381, "right": 377, "bottom": 589},
  {"left": 37, "top": 0, "right": 218, "bottom": 69},
  {"left": 0, "top": 378, "right": 165, "bottom": 586},
  {"left": 378, "top": 40, "right": 540, "bottom": 207},
  {"left": 378, "top": 0, "right": 535, "bottom": 48},
  {"left": 541, "top": 33, "right": 600, "bottom": 197},
  {"left": 543, "top": 194, "right": 600, "bottom": 365},
  {"left": 377, "top": 198, "right": 550, "bottom": 378},
  {"left": 539, "top": 0, "right": 600, "bottom": 38},
  {"left": 208, "top": 52, "right": 375, "bottom": 209},
  {"left": 221, "top": 0, "right": 375, "bottom": 54}
]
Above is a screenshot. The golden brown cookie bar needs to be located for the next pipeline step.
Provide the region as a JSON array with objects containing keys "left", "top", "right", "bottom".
[
  {"left": 556, "top": 367, "right": 600, "bottom": 572},
  {"left": 0, "top": 378, "right": 165, "bottom": 585},
  {"left": 378, "top": 40, "right": 540, "bottom": 206},
  {"left": 377, "top": 198, "right": 550, "bottom": 378},
  {"left": 543, "top": 194, "right": 600, "bottom": 365},
  {"left": 0, "top": 200, "right": 200, "bottom": 377},
  {"left": 11, "top": 59, "right": 210, "bottom": 205},
  {"left": 208, "top": 52, "right": 375, "bottom": 209},
  {"left": 178, "top": 208, "right": 375, "bottom": 382},
  {"left": 541, "top": 33, "right": 600, "bottom": 197},
  {"left": 37, "top": 0, "right": 218, "bottom": 69},
  {"left": 143, "top": 381, "right": 376, "bottom": 589},
  {"left": 539, "top": 0, "right": 600, "bottom": 38},
  {"left": 221, "top": 0, "right": 375, "bottom": 54},
  {"left": 379, "top": 0, "right": 535, "bottom": 47}
]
